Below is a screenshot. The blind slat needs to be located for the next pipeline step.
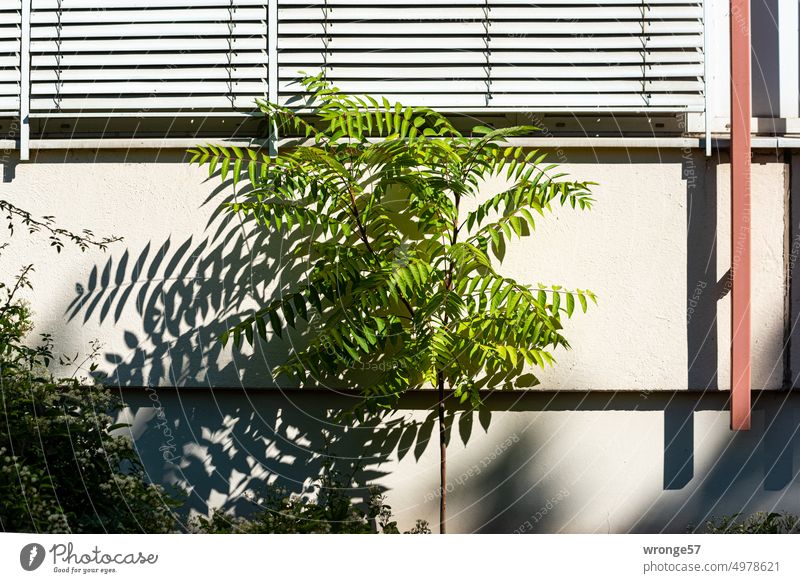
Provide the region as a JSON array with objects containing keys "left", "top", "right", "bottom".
[
  {"left": 0, "top": 1, "right": 706, "bottom": 119},
  {"left": 29, "top": 2, "right": 268, "bottom": 113},
  {"left": 0, "top": 6, "right": 19, "bottom": 112}
]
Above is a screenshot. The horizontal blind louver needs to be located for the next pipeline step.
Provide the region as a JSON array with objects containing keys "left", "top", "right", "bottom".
[
  {"left": 0, "top": 1, "right": 21, "bottom": 115},
  {"left": 30, "top": 0, "right": 269, "bottom": 114},
  {"left": 5, "top": 1, "right": 705, "bottom": 121},
  {"left": 279, "top": 0, "right": 493, "bottom": 108},
  {"left": 279, "top": 0, "right": 704, "bottom": 110}
]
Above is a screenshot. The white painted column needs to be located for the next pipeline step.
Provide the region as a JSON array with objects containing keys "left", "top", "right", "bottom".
[
  {"left": 19, "top": 0, "right": 30, "bottom": 161},
  {"left": 703, "top": 0, "right": 712, "bottom": 155},
  {"left": 267, "top": 0, "right": 278, "bottom": 157}
]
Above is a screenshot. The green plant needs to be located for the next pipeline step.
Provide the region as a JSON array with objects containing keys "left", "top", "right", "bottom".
[
  {"left": 0, "top": 265, "right": 182, "bottom": 533},
  {"left": 190, "top": 75, "right": 596, "bottom": 532},
  {"left": 700, "top": 512, "right": 800, "bottom": 534},
  {"left": 189, "top": 465, "right": 427, "bottom": 534},
  {"left": 369, "top": 488, "right": 430, "bottom": 534},
  {"left": 1, "top": 199, "right": 120, "bottom": 252}
]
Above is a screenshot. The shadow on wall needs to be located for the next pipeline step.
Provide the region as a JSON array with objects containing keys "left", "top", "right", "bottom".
[
  {"left": 118, "top": 388, "right": 430, "bottom": 518},
  {"left": 117, "top": 385, "right": 522, "bottom": 524},
  {"left": 685, "top": 149, "right": 720, "bottom": 391},
  {"left": 65, "top": 172, "right": 403, "bottom": 392},
  {"left": 116, "top": 387, "right": 800, "bottom": 532},
  {"left": 61, "top": 173, "right": 416, "bottom": 515},
  {"left": 751, "top": 0, "right": 780, "bottom": 120},
  {"left": 65, "top": 178, "right": 281, "bottom": 389},
  {"left": 632, "top": 391, "right": 800, "bottom": 533},
  {"left": 66, "top": 153, "right": 798, "bottom": 531},
  {"left": 63, "top": 167, "right": 467, "bottom": 519},
  {"left": 458, "top": 392, "right": 800, "bottom": 533}
]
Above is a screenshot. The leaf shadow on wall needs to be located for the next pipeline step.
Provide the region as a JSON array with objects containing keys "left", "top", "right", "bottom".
[{"left": 64, "top": 175, "right": 456, "bottom": 521}]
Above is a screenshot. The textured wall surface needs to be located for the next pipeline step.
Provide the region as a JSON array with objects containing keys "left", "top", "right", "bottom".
[
  {"left": 0, "top": 148, "right": 789, "bottom": 391},
  {"left": 1, "top": 147, "right": 795, "bottom": 532},
  {"left": 119, "top": 388, "right": 800, "bottom": 534}
]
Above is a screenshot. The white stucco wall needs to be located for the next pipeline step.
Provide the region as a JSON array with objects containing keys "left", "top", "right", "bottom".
[
  {"left": 117, "top": 388, "right": 800, "bottom": 534},
  {"left": 1, "top": 147, "right": 795, "bottom": 533},
  {"left": 0, "top": 148, "right": 788, "bottom": 391}
]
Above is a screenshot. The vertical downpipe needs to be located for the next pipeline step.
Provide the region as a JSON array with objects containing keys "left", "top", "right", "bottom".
[{"left": 730, "top": 0, "right": 752, "bottom": 430}]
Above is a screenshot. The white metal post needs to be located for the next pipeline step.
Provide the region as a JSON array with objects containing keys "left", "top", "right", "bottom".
[
  {"left": 703, "top": 0, "right": 711, "bottom": 156},
  {"left": 20, "top": 0, "right": 30, "bottom": 161},
  {"left": 267, "top": 0, "right": 278, "bottom": 157}
]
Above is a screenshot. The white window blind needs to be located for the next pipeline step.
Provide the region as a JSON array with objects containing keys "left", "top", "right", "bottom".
[
  {"left": 0, "top": 2, "right": 21, "bottom": 115},
  {"left": 279, "top": 0, "right": 704, "bottom": 110},
  {"left": 1, "top": 0, "right": 705, "bottom": 121},
  {"left": 29, "top": 0, "right": 269, "bottom": 114}
]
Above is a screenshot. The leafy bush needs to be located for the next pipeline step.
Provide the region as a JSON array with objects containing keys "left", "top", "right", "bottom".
[
  {"left": 0, "top": 265, "right": 418, "bottom": 534},
  {"left": 189, "top": 465, "right": 429, "bottom": 534},
  {"left": 0, "top": 266, "right": 182, "bottom": 533},
  {"left": 700, "top": 512, "right": 800, "bottom": 534}
]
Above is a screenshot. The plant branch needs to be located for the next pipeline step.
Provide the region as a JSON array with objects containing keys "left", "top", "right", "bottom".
[
  {"left": 343, "top": 183, "right": 416, "bottom": 319},
  {"left": 1, "top": 200, "right": 121, "bottom": 252}
]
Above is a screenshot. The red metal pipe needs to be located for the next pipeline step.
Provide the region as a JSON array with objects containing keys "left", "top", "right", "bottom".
[{"left": 730, "top": 0, "right": 751, "bottom": 431}]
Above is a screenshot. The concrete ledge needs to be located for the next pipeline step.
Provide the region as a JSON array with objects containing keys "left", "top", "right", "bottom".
[
  {"left": 1, "top": 136, "right": 800, "bottom": 151},
  {"left": 0, "top": 137, "right": 702, "bottom": 151}
]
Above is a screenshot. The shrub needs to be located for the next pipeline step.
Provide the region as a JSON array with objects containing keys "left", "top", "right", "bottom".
[
  {"left": 0, "top": 266, "right": 182, "bottom": 533},
  {"left": 189, "top": 464, "right": 428, "bottom": 534},
  {"left": 700, "top": 512, "right": 800, "bottom": 534}
]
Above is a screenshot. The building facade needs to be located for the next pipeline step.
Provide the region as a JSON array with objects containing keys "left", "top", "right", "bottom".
[{"left": 2, "top": 1, "right": 800, "bottom": 532}]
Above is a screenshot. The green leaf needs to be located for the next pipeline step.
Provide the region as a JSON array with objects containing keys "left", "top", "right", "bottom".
[
  {"left": 220, "top": 157, "right": 230, "bottom": 182},
  {"left": 283, "top": 302, "right": 296, "bottom": 328},
  {"left": 268, "top": 310, "right": 282, "bottom": 338},
  {"left": 577, "top": 291, "right": 588, "bottom": 312},
  {"left": 293, "top": 294, "right": 308, "bottom": 320},
  {"left": 256, "top": 315, "right": 267, "bottom": 340},
  {"left": 565, "top": 292, "right": 575, "bottom": 317},
  {"left": 232, "top": 158, "right": 242, "bottom": 189},
  {"left": 472, "top": 125, "right": 494, "bottom": 135}
]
